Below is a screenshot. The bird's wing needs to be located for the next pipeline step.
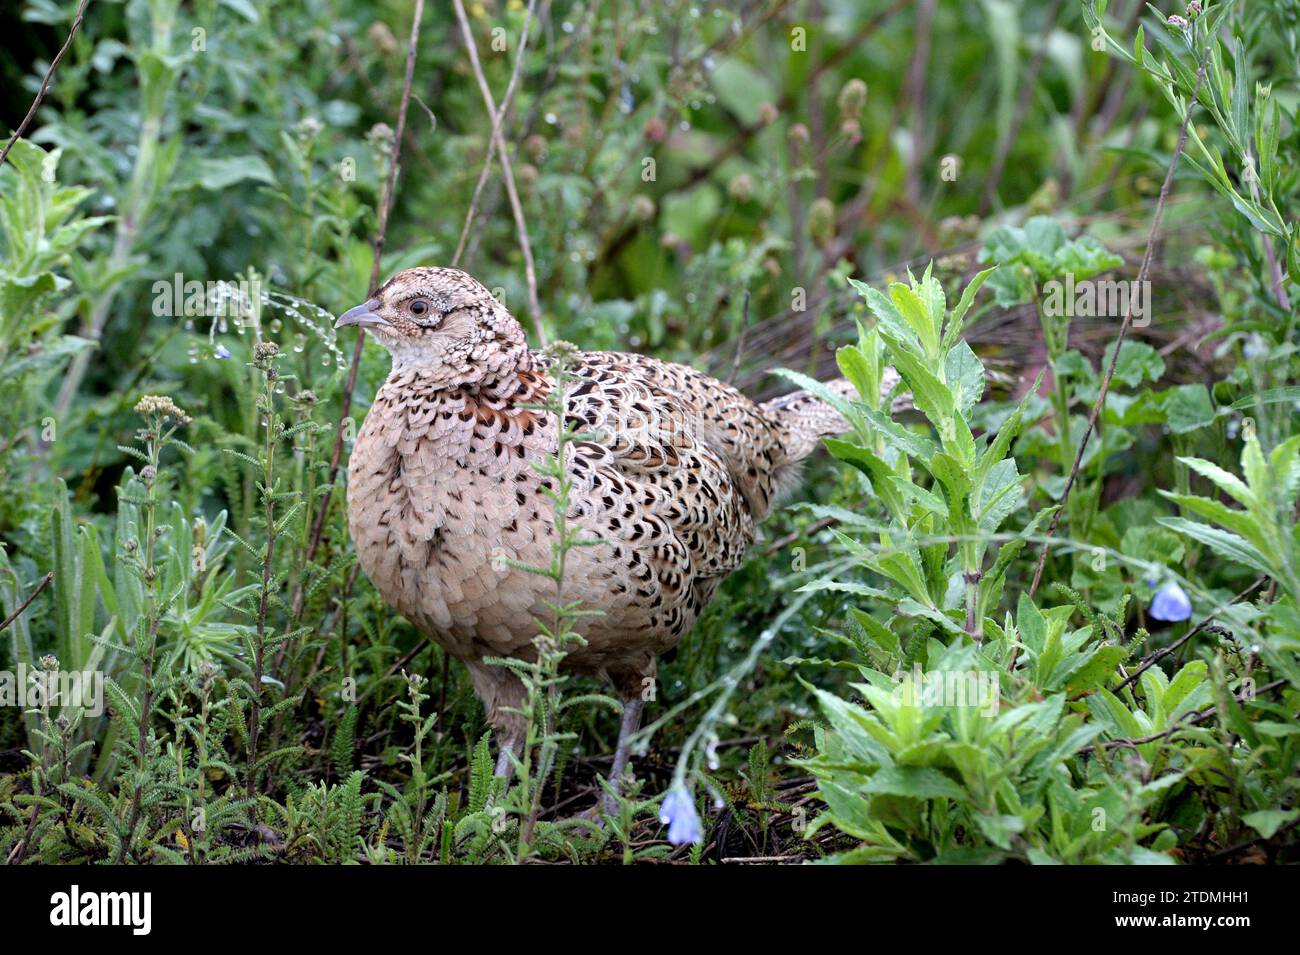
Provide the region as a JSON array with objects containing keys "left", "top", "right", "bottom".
[
  {"left": 549, "top": 351, "right": 781, "bottom": 635},
  {"left": 573, "top": 351, "right": 791, "bottom": 516}
]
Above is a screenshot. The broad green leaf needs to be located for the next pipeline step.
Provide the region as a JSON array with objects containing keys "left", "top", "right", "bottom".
[
  {"left": 862, "top": 766, "right": 966, "bottom": 801},
  {"left": 1163, "top": 383, "right": 1217, "bottom": 434},
  {"left": 888, "top": 282, "right": 940, "bottom": 358},
  {"left": 945, "top": 340, "right": 986, "bottom": 416},
  {"left": 1104, "top": 340, "right": 1165, "bottom": 388},
  {"left": 1156, "top": 517, "right": 1274, "bottom": 576},
  {"left": 1163, "top": 661, "right": 1207, "bottom": 718},
  {"left": 1242, "top": 809, "right": 1300, "bottom": 840},
  {"left": 190, "top": 155, "right": 277, "bottom": 191},
  {"left": 1179, "top": 457, "right": 1253, "bottom": 507},
  {"left": 1160, "top": 491, "right": 1267, "bottom": 553}
]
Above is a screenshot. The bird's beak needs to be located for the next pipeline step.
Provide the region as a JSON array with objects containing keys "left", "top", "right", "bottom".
[{"left": 335, "top": 298, "right": 389, "bottom": 329}]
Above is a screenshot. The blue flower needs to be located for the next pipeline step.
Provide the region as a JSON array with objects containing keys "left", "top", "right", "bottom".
[
  {"left": 659, "top": 785, "right": 702, "bottom": 845},
  {"left": 215, "top": 344, "right": 231, "bottom": 359},
  {"left": 1149, "top": 581, "right": 1192, "bottom": 622}
]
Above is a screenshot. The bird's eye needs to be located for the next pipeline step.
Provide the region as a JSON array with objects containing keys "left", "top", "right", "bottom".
[{"left": 409, "top": 300, "right": 429, "bottom": 316}]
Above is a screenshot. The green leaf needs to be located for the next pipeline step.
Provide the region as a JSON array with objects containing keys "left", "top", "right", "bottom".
[
  {"left": 1104, "top": 340, "right": 1165, "bottom": 388},
  {"left": 973, "top": 812, "right": 1026, "bottom": 850},
  {"left": 1231, "top": 386, "right": 1300, "bottom": 410},
  {"left": 849, "top": 608, "right": 901, "bottom": 656},
  {"left": 862, "top": 766, "right": 966, "bottom": 801},
  {"left": 1016, "top": 594, "right": 1047, "bottom": 655},
  {"left": 945, "top": 340, "right": 986, "bottom": 416},
  {"left": 1089, "top": 688, "right": 1144, "bottom": 740},
  {"left": 1163, "top": 384, "right": 1217, "bottom": 434},
  {"left": 880, "top": 333, "right": 954, "bottom": 429},
  {"left": 1065, "top": 644, "right": 1129, "bottom": 694},
  {"left": 929, "top": 451, "right": 972, "bottom": 510},
  {"left": 0, "top": 271, "right": 59, "bottom": 323},
  {"left": 190, "top": 155, "right": 277, "bottom": 191},
  {"left": 1179, "top": 457, "right": 1253, "bottom": 507},
  {"left": 835, "top": 343, "right": 880, "bottom": 410},
  {"left": 219, "top": 0, "right": 262, "bottom": 22},
  {"left": 1120, "top": 524, "right": 1185, "bottom": 567},
  {"left": 856, "top": 404, "right": 939, "bottom": 465},
  {"left": 1156, "top": 517, "right": 1274, "bottom": 576},
  {"left": 709, "top": 58, "right": 777, "bottom": 125},
  {"left": 943, "top": 266, "right": 997, "bottom": 350},
  {"left": 826, "top": 441, "right": 905, "bottom": 518},
  {"left": 854, "top": 281, "right": 923, "bottom": 355},
  {"left": 1159, "top": 492, "right": 1267, "bottom": 554},
  {"left": 888, "top": 282, "right": 940, "bottom": 358},
  {"left": 1163, "top": 661, "right": 1207, "bottom": 718},
  {"left": 1242, "top": 809, "right": 1300, "bottom": 840}
]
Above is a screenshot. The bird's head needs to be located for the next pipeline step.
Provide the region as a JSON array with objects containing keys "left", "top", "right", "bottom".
[{"left": 335, "top": 266, "right": 529, "bottom": 386}]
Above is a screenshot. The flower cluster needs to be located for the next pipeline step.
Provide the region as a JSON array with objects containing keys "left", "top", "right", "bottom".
[{"left": 133, "top": 395, "right": 192, "bottom": 425}]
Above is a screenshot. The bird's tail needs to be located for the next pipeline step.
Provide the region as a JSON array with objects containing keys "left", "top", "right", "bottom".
[
  {"left": 762, "top": 366, "right": 907, "bottom": 463},
  {"left": 761, "top": 378, "right": 858, "bottom": 463}
]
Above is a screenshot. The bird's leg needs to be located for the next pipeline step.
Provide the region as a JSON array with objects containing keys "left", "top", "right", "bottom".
[
  {"left": 598, "top": 695, "right": 645, "bottom": 815},
  {"left": 494, "top": 734, "right": 523, "bottom": 783},
  {"left": 467, "top": 660, "right": 529, "bottom": 792}
]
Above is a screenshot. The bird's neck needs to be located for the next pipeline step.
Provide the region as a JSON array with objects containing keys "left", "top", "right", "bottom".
[
  {"left": 384, "top": 346, "right": 541, "bottom": 402},
  {"left": 382, "top": 340, "right": 535, "bottom": 394}
]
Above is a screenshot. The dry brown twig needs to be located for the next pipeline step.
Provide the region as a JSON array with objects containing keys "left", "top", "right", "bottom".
[
  {"left": 0, "top": 571, "right": 54, "bottom": 634},
  {"left": 1027, "top": 57, "right": 1209, "bottom": 599},
  {"left": 1114, "top": 576, "right": 1266, "bottom": 693},
  {"left": 0, "top": 0, "right": 90, "bottom": 169},
  {"left": 452, "top": 0, "right": 547, "bottom": 347},
  {"left": 452, "top": 0, "right": 543, "bottom": 271},
  {"left": 301, "top": 0, "right": 426, "bottom": 584}
]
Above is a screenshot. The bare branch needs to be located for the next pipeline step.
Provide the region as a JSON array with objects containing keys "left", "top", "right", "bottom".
[
  {"left": 0, "top": 571, "right": 54, "bottom": 634},
  {"left": 1028, "top": 58, "right": 1209, "bottom": 598},
  {"left": 0, "top": 0, "right": 89, "bottom": 169},
  {"left": 452, "top": 0, "right": 547, "bottom": 347},
  {"left": 302, "top": 0, "right": 427, "bottom": 576},
  {"left": 452, "top": 0, "right": 542, "bottom": 270}
]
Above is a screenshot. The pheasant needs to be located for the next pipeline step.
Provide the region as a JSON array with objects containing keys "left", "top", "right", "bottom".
[{"left": 337, "top": 267, "right": 893, "bottom": 810}]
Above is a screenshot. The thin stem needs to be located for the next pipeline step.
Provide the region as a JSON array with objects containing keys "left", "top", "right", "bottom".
[
  {"left": 0, "top": 0, "right": 89, "bottom": 168},
  {"left": 300, "top": 0, "right": 426, "bottom": 596},
  {"left": 452, "top": 0, "right": 542, "bottom": 269},
  {"left": 1029, "top": 58, "right": 1208, "bottom": 598},
  {"left": 115, "top": 418, "right": 165, "bottom": 864},
  {"left": 247, "top": 363, "right": 282, "bottom": 817},
  {"left": 452, "top": 0, "right": 546, "bottom": 347},
  {"left": 0, "top": 571, "right": 53, "bottom": 633}
]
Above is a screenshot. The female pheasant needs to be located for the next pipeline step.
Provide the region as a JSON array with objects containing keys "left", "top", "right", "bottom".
[{"left": 338, "top": 267, "right": 888, "bottom": 810}]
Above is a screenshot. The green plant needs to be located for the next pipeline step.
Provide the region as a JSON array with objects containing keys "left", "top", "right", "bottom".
[
  {"left": 796, "top": 265, "right": 1299, "bottom": 863},
  {"left": 0, "top": 139, "right": 101, "bottom": 479},
  {"left": 488, "top": 341, "right": 616, "bottom": 859},
  {"left": 1160, "top": 426, "right": 1300, "bottom": 686}
]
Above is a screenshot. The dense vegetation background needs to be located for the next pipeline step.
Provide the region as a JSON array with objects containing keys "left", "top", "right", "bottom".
[{"left": 1, "top": 0, "right": 1298, "bottom": 864}]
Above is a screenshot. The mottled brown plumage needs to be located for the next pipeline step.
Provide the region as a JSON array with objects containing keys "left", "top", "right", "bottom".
[{"left": 338, "top": 267, "right": 895, "bottom": 802}]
